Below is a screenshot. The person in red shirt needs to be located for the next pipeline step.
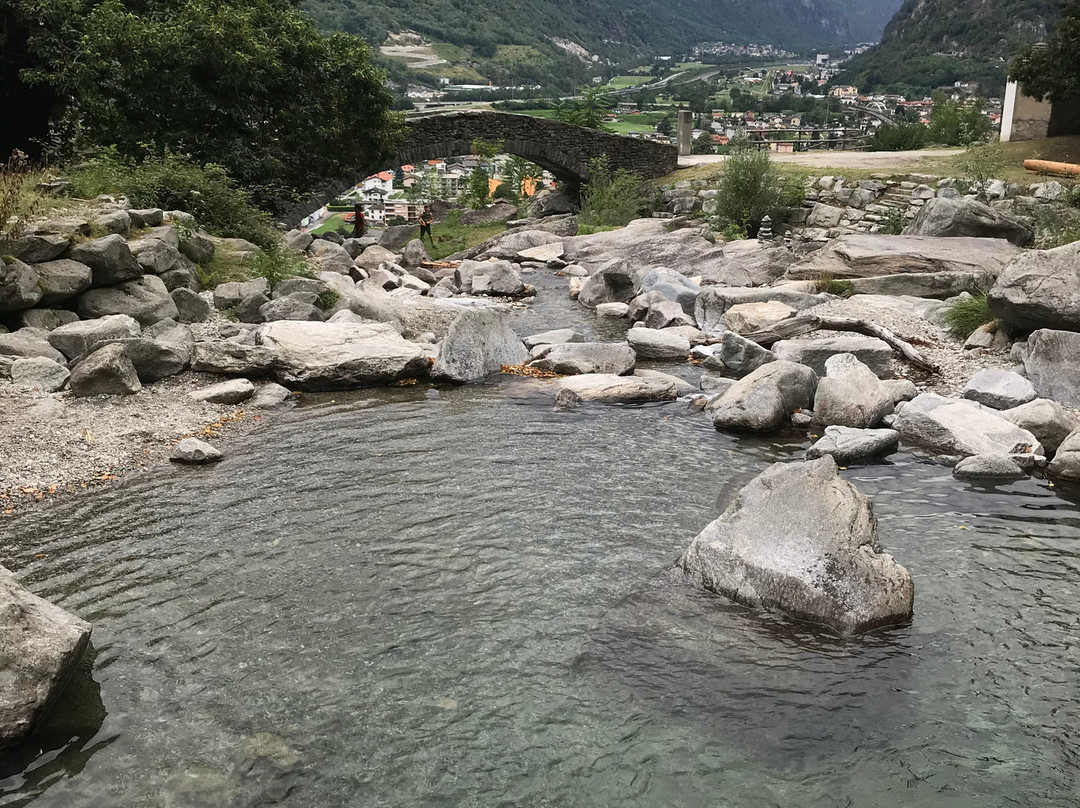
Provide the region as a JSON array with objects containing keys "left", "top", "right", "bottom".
[{"left": 352, "top": 202, "right": 366, "bottom": 238}]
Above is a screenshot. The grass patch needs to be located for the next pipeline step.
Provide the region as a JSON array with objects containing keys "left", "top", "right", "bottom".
[
  {"left": 430, "top": 41, "right": 467, "bottom": 62},
  {"left": 577, "top": 224, "right": 617, "bottom": 235},
  {"left": 426, "top": 220, "right": 506, "bottom": 260},
  {"left": 311, "top": 213, "right": 351, "bottom": 236},
  {"left": 196, "top": 247, "right": 251, "bottom": 289},
  {"left": 493, "top": 45, "right": 547, "bottom": 65},
  {"left": 943, "top": 293, "right": 993, "bottom": 340}
]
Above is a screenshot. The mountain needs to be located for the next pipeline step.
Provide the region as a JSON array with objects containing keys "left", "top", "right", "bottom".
[
  {"left": 302, "top": 0, "right": 903, "bottom": 60},
  {"left": 837, "top": 0, "right": 1061, "bottom": 96}
]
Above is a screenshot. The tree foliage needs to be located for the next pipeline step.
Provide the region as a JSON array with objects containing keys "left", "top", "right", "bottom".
[
  {"left": 928, "top": 96, "right": 993, "bottom": 146},
  {"left": 579, "top": 155, "right": 645, "bottom": 229},
  {"left": 713, "top": 145, "right": 800, "bottom": 237},
  {"left": 554, "top": 88, "right": 614, "bottom": 131},
  {"left": 7, "top": 0, "right": 401, "bottom": 207},
  {"left": 1011, "top": 0, "right": 1080, "bottom": 103}
]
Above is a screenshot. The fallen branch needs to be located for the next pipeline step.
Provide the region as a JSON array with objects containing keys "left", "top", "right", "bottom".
[{"left": 744, "top": 314, "right": 939, "bottom": 374}]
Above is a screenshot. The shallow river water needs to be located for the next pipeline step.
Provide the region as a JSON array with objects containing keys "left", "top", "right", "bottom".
[{"left": 2, "top": 278, "right": 1079, "bottom": 806}]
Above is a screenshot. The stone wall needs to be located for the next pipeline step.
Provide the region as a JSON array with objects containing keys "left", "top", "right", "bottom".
[{"left": 400, "top": 111, "right": 678, "bottom": 187}]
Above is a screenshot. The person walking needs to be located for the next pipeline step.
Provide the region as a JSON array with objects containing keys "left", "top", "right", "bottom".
[
  {"left": 419, "top": 204, "right": 434, "bottom": 247},
  {"left": 352, "top": 202, "right": 366, "bottom": 239}
]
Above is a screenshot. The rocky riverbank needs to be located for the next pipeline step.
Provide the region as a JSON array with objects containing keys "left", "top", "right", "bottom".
[{"left": 6, "top": 177, "right": 1080, "bottom": 748}]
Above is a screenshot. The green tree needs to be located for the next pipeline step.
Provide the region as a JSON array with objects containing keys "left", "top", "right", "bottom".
[
  {"left": 579, "top": 154, "right": 644, "bottom": 228},
  {"left": 1011, "top": 1, "right": 1080, "bottom": 105},
  {"left": 692, "top": 132, "right": 715, "bottom": 154},
  {"left": 462, "top": 138, "right": 503, "bottom": 209},
  {"left": 7, "top": 0, "right": 400, "bottom": 208},
  {"left": 501, "top": 155, "right": 544, "bottom": 201},
  {"left": 656, "top": 115, "right": 674, "bottom": 136},
  {"left": 713, "top": 145, "right": 797, "bottom": 237},
  {"left": 928, "top": 95, "right": 992, "bottom": 146},
  {"left": 554, "top": 87, "right": 613, "bottom": 130}
]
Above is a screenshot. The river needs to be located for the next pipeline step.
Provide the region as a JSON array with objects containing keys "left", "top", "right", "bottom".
[{"left": 2, "top": 275, "right": 1078, "bottom": 806}]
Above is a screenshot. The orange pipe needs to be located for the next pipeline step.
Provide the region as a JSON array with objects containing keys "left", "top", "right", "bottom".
[{"left": 1024, "top": 158, "right": 1080, "bottom": 177}]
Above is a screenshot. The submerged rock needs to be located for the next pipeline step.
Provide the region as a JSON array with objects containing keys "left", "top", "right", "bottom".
[
  {"left": 676, "top": 456, "right": 914, "bottom": 634},
  {"left": 0, "top": 565, "right": 92, "bottom": 748},
  {"left": 553, "top": 373, "right": 679, "bottom": 409},
  {"left": 952, "top": 454, "right": 1026, "bottom": 479},
  {"left": 529, "top": 342, "right": 636, "bottom": 376}
]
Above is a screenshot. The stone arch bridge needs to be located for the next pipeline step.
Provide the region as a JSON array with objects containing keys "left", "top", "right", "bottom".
[{"left": 398, "top": 110, "right": 678, "bottom": 188}]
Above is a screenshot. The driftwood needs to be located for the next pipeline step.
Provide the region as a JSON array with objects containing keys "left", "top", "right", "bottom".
[
  {"left": 744, "top": 314, "right": 940, "bottom": 374},
  {"left": 420, "top": 260, "right": 460, "bottom": 270}
]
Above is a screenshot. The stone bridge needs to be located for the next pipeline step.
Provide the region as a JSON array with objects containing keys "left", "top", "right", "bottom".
[{"left": 398, "top": 110, "right": 678, "bottom": 188}]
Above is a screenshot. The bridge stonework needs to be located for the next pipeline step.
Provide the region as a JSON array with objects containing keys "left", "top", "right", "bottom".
[{"left": 399, "top": 111, "right": 678, "bottom": 187}]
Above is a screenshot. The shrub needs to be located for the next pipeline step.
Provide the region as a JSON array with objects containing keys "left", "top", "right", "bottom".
[
  {"left": 69, "top": 150, "right": 277, "bottom": 248},
  {"left": 870, "top": 123, "right": 929, "bottom": 151},
  {"left": 579, "top": 155, "right": 645, "bottom": 228},
  {"left": 712, "top": 146, "right": 788, "bottom": 237},
  {"left": 0, "top": 150, "right": 41, "bottom": 253},
  {"left": 248, "top": 244, "right": 313, "bottom": 289},
  {"left": 943, "top": 293, "right": 993, "bottom": 339},
  {"left": 879, "top": 206, "right": 907, "bottom": 235},
  {"left": 954, "top": 142, "right": 1007, "bottom": 199}
]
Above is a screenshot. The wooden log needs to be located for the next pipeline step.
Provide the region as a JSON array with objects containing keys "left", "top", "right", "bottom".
[
  {"left": 744, "top": 314, "right": 939, "bottom": 374},
  {"left": 1023, "top": 159, "right": 1080, "bottom": 177}
]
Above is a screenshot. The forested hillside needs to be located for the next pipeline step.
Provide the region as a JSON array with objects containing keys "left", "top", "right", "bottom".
[
  {"left": 838, "top": 0, "right": 1060, "bottom": 95},
  {"left": 302, "top": 0, "right": 902, "bottom": 59}
]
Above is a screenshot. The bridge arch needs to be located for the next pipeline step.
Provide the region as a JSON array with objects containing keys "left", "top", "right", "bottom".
[{"left": 398, "top": 110, "right": 678, "bottom": 188}]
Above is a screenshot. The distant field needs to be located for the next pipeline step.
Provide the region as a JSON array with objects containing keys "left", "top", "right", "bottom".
[
  {"left": 603, "top": 75, "right": 652, "bottom": 90},
  {"left": 431, "top": 41, "right": 467, "bottom": 63},
  {"left": 494, "top": 44, "right": 546, "bottom": 65}
]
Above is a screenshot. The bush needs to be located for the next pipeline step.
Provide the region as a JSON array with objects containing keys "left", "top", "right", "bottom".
[
  {"left": 954, "top": 142, "right": 1007, "bottom": 199},
  {"left": 870, "top": 123, "right": 929, "bottom": 151},
  {"left": 70, "top": 150, "right": 277, "bottom": 248},
  {"left": 0, "top": 150, "right": 41, "bottom": 253},
  {"left": 943, "top": 293, "right": 993, "bottom": 340},
  {"left": 879, "top": 206, "right": 907, "bottom": 235},
  {"left": 579, "top": 155, "right": 645, "bottom": 228},
  {"left": 712, "top": 147, "right": 788, "bottom": 237},
  {"left": 248, "top": 244, "right": 313, "bottom": 289}
]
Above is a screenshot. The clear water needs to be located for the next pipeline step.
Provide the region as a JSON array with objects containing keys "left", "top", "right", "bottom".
[{"left": 2, "top": 280, "right": 1079, "bottom": 806}]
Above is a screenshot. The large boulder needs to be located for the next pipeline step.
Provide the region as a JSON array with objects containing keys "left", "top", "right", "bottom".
[
  {"left": 16, "top": 308, "right": 79, "bottom": 332},
  {"left": 111, "top": 319, "right": 195, "bottom": 382},
  {"left": 709, "top": 360, "right": 817, "bottom": 432},
  {"left": 894, "top": 393, "right": 1043, "bottom": 457},
  {"left": 378, "top": 224, "right": 419, "bottom": 251},
  {"left": 454, "top": 259, "right": 526, "bottom": 297},
  {"left": 625, "top": 328, "right": 690, "bottom": 361},
  {"left": 523, "top": 328, "right": 584, "bottom": 349},
  {"left": 785, "top": 234, "right": 1021, "bottom": 281},
  {"left": 10, "top": 357, "right": 70, "bottom": 392},
  {"left": 694, "top": 287, "right": 828, "bottom": 335},
  {"left": 0, "top": 258, "right": 43, "bottom": 312},
  {"left": 257, "top": 320, "right": 430, "bottom": 390},
  {"left": 178, "top": 230, "right": 215, "bottom": 265},
  {"left": 999, "top": 398, "right": 1078, "bottom": 454},
  {"left": 553, "top": 373, "right": 679, "bottom": 409},
  {"left": 812, "top": 353, "right": 893, "bottom": 428},
  {"left": 806, "top": 426, "right": 900, "bottom": 462},
  {"left": 0, "top": 329, "right": 67, "bottom": 363},
  {"left": 127, "top": 237, "right": 183, "bottom": 275},
  {"left": 171, "top": 288, "right": 211, "bottom": 323},
  {"left": 676, "top": 456, "right": 914, "bottom": 634},
  {"left": 562, "top": 218, "right": 727, "bottom": 277},
  {"left": 722, "top": 301, "right": 795, "bottom": 335},
  {"left": 962, "top": 369, "right": 1036, "bottom": 410},
  {"left": 431, "top": 310, "right": 528, "bottom": 382},
  {"left": 473, "top": 229, "right": 561, "bottom": 261},
  {"left": 48, "top": 314, "right": 141, "bottom": 361},
  {"left": 987, "top": 241, "right": 1080, "bottom": 332},
  {"left": 1047, "top": 428, "right": 1080, "bottom": 479},
  {"left": 701, "top": 239, "right": 796, "bottom": 287},
  {"left": 460, "top": 201, "right": 520, "bottom": 225},
  {"left": 0, "top": 566, "right": 92, "bottom": 747},
  {"left": 400, "top": 239, "right": 430, "bottom": 267},
  {"left": 577, "top": 259, "right": 640, "bottom": 309},
  {"left": 953, "top": 454, "right": 1026, "bottom": 479},
  {"left": 847, "top": 270, "right": 992, "bottom": 300},
  {"left": 529, "top": 342, "right": 636, "bottom": 376},
  {"left": 192, "top": 340, "right": 277, "bottom": 376},
  {"left": 33, "top": 259, "right": 93, "bottom": 306},
  {"left": 903, "top": 197, "right": 1034, "bottom": 246},
  {"left": 310, "top": 240, "right": 357, "bottom": 274},
  {"left": 68, "top": 343, "right": 142, "bottom": 396},
  {"left": 212, "top": 278, "right": 270, "bottom": 310},
  {"left": 258, "top": 297, "right": 324, "bottom": 322},
  {"left": 1022, "top": 329, "right": 1080, "bottom": 407},
  {"left": 9, "top": 232, "right": 69, "bottom": 264},
  {"left": 637, "top": 268, "right": 701, "bottom": 315},
  {"left": 705, "top": 331, "right": 776, "bottom": 378},
  {"left": 772, "top": 335, "right": 892, "bottom": 377},
  {"left": 67, "top": 234, "right": 143, "bottom": 286},
  {"left": 77, "top": 274, "right": 179, "bottom": 326}
]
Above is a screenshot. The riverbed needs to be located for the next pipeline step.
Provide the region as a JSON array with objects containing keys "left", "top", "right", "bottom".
[{"left": 2, "top": 274, "right": 1079, "bottom": 806}]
